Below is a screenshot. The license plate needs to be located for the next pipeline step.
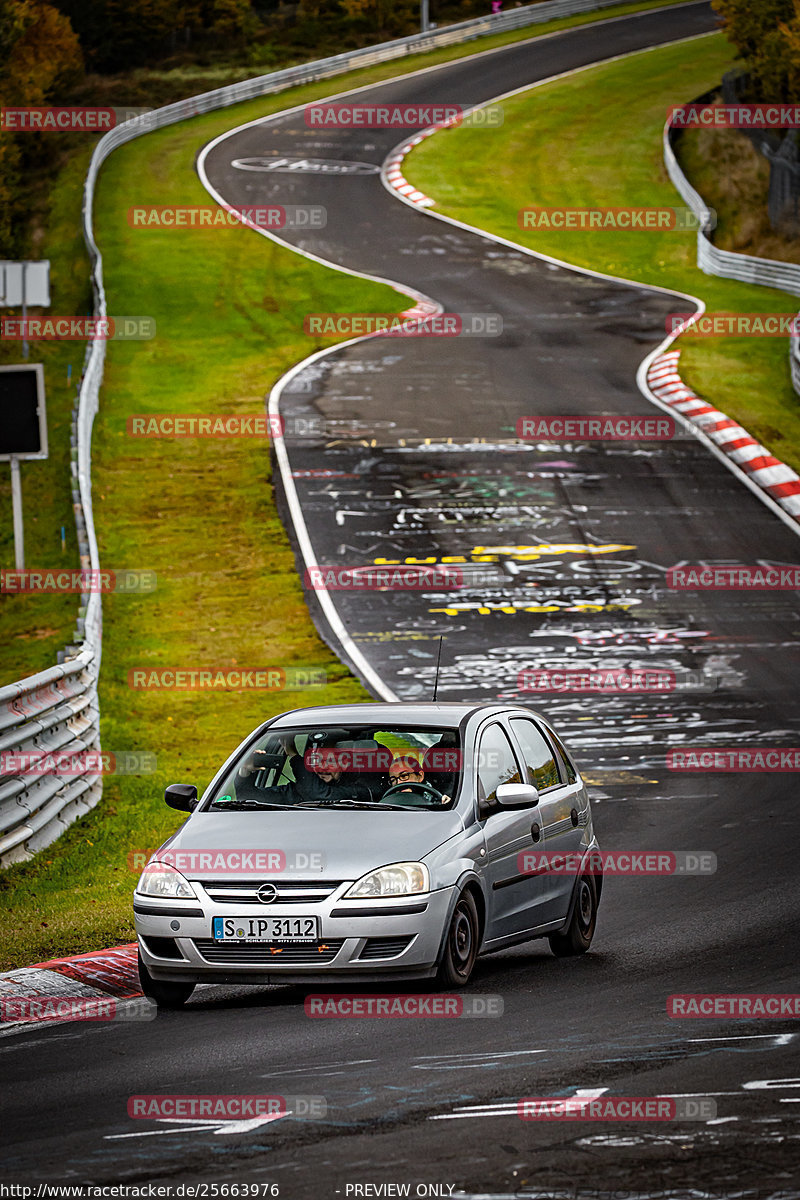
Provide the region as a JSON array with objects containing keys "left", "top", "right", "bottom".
[{"left": 212, "top": 916, "right": 319, "bottom": 943}]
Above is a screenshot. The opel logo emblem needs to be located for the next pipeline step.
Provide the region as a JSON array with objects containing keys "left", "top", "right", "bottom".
[{"left": 257, "top": 882, "right": 278, "bottom": 904}]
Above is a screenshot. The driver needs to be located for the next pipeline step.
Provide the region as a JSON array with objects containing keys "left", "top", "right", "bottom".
[
  {"left": 235, "top": 738, "right": 376, "bottom": 805},
  {"left": 303, "top": 744, "right": 375, "bottom": 804},
  {"left": 381, "top": 755, "right": 449, "bottom": 805}
]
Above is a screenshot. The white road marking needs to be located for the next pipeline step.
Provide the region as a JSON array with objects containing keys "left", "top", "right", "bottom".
[
  {"left": 106, "top": 1113, "right": 286, "bottom": 1139},
  {"left": 743, "top": 1078, "right": 800, "bottom": 1090},
  {"left": 687, "top": 1034, "right": 795, "bottom": 1045},
  {"left": 430, "top": 1087, "right": 608, "bottom": 1119},
  {"left": 260, "top": 1058, "right": 375, "bottom": 1078},
  {"left": 415, "top": 1050, "right": 545, "bottom": 1059}
]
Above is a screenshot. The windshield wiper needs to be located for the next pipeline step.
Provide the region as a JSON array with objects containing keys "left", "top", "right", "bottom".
[
  {"left": 209, "top": 800, "right": 299, "bottom": 811},
  {"left": 332, "top": 799, "right": 400, "bottom": 809},
  {"left": 376, "top": 803, "right": 433, "bottom": 811}
]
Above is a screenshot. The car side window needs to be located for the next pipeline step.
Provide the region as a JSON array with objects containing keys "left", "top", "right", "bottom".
[
  {"left": 477, "top": 723, "right": 522, "bottom": 809},
  {"left": 547, "top": 726, "right": 578, "bottom": 785},
  {"left": 509, "top": 719, "right": 561, "bottom": 791}
]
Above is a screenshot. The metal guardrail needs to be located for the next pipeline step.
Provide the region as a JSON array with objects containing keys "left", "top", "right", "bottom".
[
  {"left": 0, "top": 333, "right": 103, "bottom": 868},
  {"left": 0, "top": 0, "right": 650, "bottom": 867},
  {"left": 663, "top": 107, "right": 800, "bottom": 393}
]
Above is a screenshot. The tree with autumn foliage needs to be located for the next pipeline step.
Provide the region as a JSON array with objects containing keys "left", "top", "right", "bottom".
[
  {"left": 0, "top": 0, "right": 83, "bottom": 254},
  {"left": 298, "top": 0, "right": 425, "bottom": 39},
  {"left": 712, "top": 0, "right": 800, "bottom": 101},
  {"left": 52, "top": 0, "right": 256, "bottom": 71}
]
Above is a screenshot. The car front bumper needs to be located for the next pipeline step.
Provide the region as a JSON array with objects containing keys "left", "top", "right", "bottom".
[{"left": 134, "top": 881, "right": 456, "bottom": 984}]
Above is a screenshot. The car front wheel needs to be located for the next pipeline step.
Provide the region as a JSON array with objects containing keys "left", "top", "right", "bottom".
[
  {"left": 138, "top": 949, "right": 196, "bottom": 1009},
  {"left": 436, "top": 890, "right": 479, "bottom": 987},
  {"left": 548, "top": 874, "right": 597, "bottom": 957}
]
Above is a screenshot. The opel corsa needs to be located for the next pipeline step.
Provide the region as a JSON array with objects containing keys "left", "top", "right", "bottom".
[{"left": 134, "top": 703, "right": 602, "bottom": 1007}]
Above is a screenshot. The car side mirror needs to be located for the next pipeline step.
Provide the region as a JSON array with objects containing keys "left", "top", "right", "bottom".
[
  {"left": 495, "top": 782, "right": 540, "bottom": 809},
  {"left": 165, "top": 783, "right": 198, "bottom": 812}
]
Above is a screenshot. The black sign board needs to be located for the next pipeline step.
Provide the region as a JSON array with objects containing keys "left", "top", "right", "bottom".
[{"left": 0, "top": 364, "right": 48, "bottom": 460}]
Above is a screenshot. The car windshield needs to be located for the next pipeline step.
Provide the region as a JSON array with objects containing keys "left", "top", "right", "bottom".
[{"left": 206, "top": 725, "right": 462, "bottom": 811}]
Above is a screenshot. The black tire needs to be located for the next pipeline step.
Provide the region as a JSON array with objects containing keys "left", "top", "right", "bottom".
[
  {"left": 138, "top": 949, "right": 195, "bottom": 1009},
  {"left": 436, "top": 890, "right": 480, "bottom": 988},
  {"left": 548, "top": 874, "right": 598, "bottom": 957}
]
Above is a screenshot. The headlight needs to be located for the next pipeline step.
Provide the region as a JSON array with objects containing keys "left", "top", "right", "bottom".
[
  {"left": 136, "top": 862, "right": 197, "bottom": 899},
  {"left": 345, "top": 862, "right": 429, "bottom": 899}
]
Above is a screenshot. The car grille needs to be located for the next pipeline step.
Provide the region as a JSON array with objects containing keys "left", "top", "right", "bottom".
[
  {"left": 193, "top": 939, "right": 345, "bottom": 964},
  {"left": 358, "top": 936, "right": 415, "bottom": 960},
  {"left": 201, "top": 881, "right": 344, "bottom": 905}
]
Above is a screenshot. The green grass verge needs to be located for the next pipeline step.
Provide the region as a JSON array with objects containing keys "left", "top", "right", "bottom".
[
  {"left": 406, "top": 32, "right": 800, "bottom": 476},
  {"left": 0, "top": 0, "right": 718, "bottom": 970},
  {"left": 0, "top": 147, "right": 95, "bottom": 682}
]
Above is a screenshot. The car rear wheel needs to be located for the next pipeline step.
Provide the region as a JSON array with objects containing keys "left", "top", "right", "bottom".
[
  {"left": 138, "top": 949, "right": 195, "bottom": 1009},
  {"left": 548, "top": 874, "right": 597, "bottom": 957},
  {"left": 436, "top": 890, "right": 479, "bottom": 987}
]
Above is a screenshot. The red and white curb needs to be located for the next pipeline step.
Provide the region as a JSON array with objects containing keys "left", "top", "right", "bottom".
[
  {"left": 0, "top": 943, "right": 143, "bottom": 1029},
  {"left": 399, "top": 298, "right": 441, "bottom": 320},
  {"left": 648, "top": 350, "right": 800, "bottom": 524},
  {"left": 383, "top": 122, "right": 457, "bottom": 207}
]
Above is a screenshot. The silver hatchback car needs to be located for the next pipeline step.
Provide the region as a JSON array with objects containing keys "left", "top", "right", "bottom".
[{"left": 135, "top": 702, "right": 602, "bottom": 1007}]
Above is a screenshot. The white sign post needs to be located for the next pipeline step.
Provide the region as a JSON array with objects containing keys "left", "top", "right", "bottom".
[{"left": 0, "top": 260, "right": 51, "bottom": 359}]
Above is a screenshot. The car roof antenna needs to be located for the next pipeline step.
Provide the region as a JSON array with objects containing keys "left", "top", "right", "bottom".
[{"left": 432, "top": 636, "right": 444, "bottom": 702}]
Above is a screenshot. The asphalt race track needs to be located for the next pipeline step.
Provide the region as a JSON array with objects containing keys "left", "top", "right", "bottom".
[{"left": 4, "top": 2, "right": 800, "bottom": 1195}]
